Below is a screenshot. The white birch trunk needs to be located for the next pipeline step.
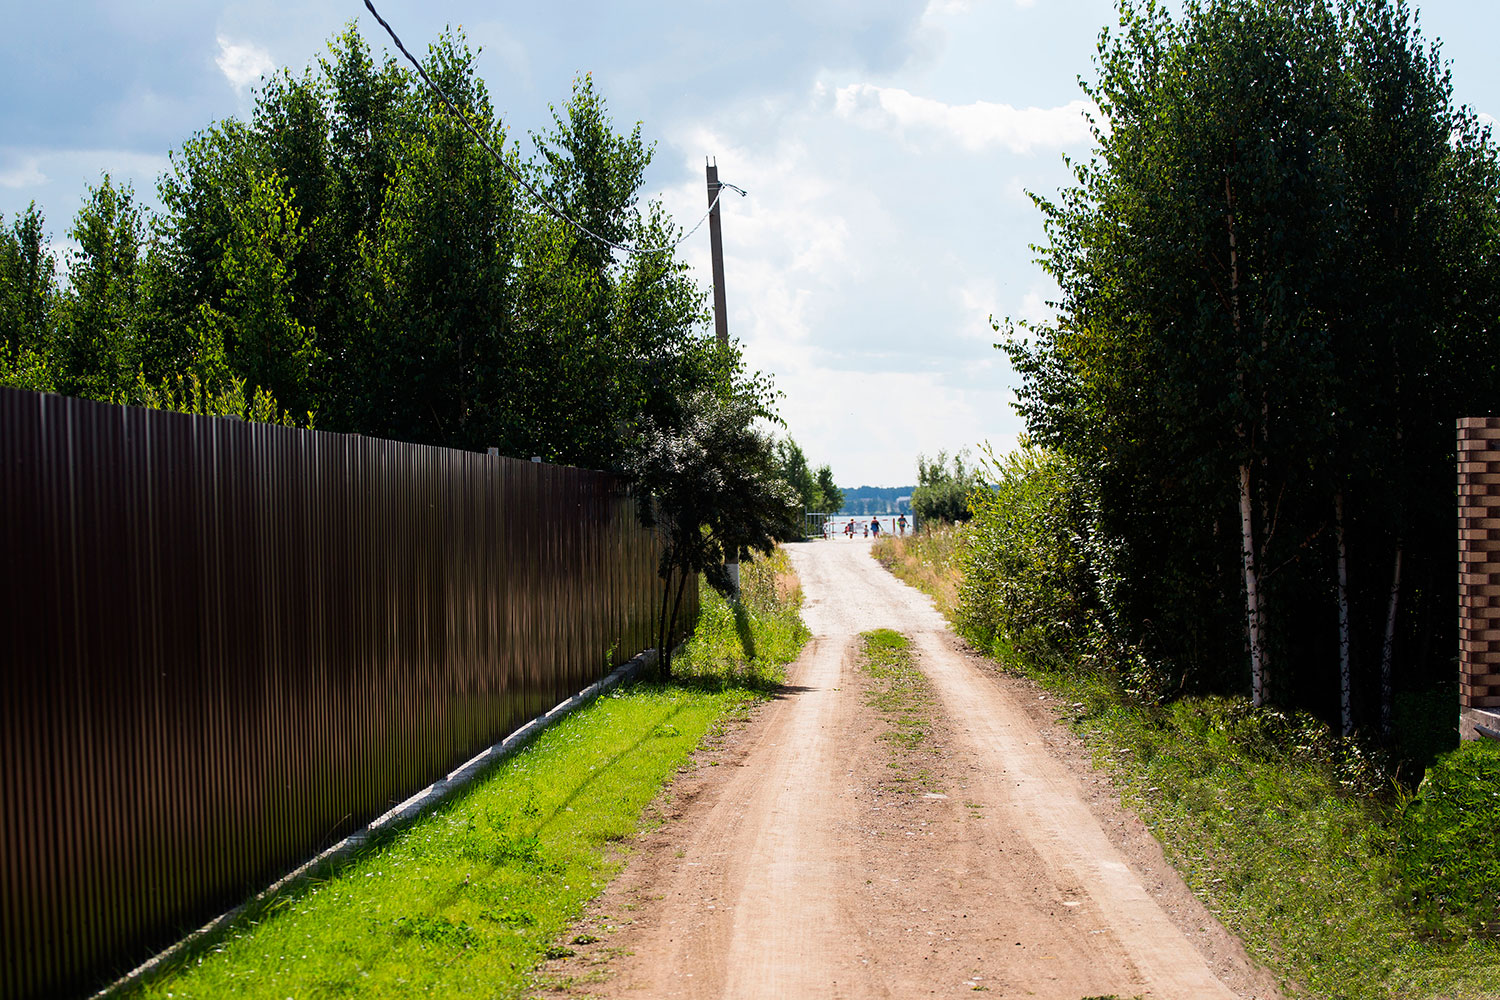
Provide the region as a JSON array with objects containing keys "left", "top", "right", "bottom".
[
  {"left": 1334, "top": 492, "right": 1352, "bottom": 737},
  {"left": 1240, "top": 462, "right": 1268, "bottom": 707},
  {"left": 1226, "top": 178, "right": 1269, "bottom": 706},
  {"left": 1380, "top": 544, "right": 1403, "bottom": 738}
]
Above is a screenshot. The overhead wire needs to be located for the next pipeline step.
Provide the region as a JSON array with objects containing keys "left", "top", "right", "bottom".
[{"left": 361, "top": 0, "right": 745, "bottom": 257}]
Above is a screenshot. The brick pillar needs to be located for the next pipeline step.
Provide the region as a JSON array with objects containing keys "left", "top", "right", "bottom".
[{"left": 1458, "top": 417, "right": 1500, "bottom": 738}]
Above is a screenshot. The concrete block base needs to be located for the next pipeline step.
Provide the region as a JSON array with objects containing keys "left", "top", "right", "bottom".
[{"left": 1459, "top": 705, "right": 1500, "bottom": 741}]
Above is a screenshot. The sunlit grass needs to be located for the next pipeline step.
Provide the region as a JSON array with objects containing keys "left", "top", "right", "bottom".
[
  {"left": 673, "top": 547, "right": 809, "bottom": 690},
  {"left": 122, "top": 548, "right": 809, "bottom": 1000},
  {"left": 858, "top": 629, "right": 939, "bottom": 791}
]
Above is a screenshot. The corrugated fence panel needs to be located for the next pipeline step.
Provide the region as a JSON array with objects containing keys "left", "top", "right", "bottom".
[{"left": 0, "top": 388, "right": 692, "bottom": 999}]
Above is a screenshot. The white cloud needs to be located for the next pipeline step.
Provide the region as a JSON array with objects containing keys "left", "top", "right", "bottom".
[
  {"left": 834, "top": 83, "right": 1093, "bottom": 154},
  {"left": 215, "top": 35, "right": 274, "bottom": 92},
  {"left": 0, "top": 155, "right": 45, "bottom": 189},
  {"left": 923, "top": 0, "right": 974, "bottom": 14},
  {"left": 665, "top": 123, "right": 862, "bottom": 329},
  {"left": 956, "top": 278, "right": 1001, "bottom": 340},
  {"left": 1016, "top": 285, "right": 1056, "bottom": 327}
]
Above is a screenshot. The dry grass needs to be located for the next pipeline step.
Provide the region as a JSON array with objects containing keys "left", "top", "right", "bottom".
[{"left": 871, "top": 525, "right": 965, "bottom": 619}]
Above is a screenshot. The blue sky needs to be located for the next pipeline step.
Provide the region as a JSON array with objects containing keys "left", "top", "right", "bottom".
[{"left": 3, "top": 1, "right": 1497, "bottom": 486}]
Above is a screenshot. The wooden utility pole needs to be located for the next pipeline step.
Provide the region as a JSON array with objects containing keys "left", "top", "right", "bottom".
[
  {"left": 707, "top": 159, "right": 738, "bottom": 589},
  {"left": 706, "top": 160, "right": 730, "bottom": 348}
]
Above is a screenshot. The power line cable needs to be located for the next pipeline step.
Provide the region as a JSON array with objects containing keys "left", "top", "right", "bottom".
[{"left": 361, "top": 0, "right": 745, "bottom": 257}]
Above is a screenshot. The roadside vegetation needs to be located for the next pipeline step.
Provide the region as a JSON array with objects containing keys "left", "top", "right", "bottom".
[
  {"left": 118, "top": 548, "right": 807, "bottom": 1000},
  {"left": 879, "top": 522, "right": 1500, "bottom": 999},
  {"left": 672, "top": 547, "right": 811, "bottom": 688},
  {"left": 894, "top": 1, "right": 1500, "bottom": 995},
  {"left": 871, "top": 527, "right": 964, "bottom": 620}
]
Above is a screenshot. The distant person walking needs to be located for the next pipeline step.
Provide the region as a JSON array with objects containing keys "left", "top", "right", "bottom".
[
  {"left": 845, "top": 520, "right": 855, "bottom": 540},
  {"left": 870, "top": 516, "right": 881, "bottom": 537},
  {"left": 897, "top": 514, "right": 907, "bottom": 536}
]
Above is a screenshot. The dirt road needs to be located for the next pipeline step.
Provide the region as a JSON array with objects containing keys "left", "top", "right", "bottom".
[{"left": 547, "top": 540, "right": 1283, "bottom": 999}]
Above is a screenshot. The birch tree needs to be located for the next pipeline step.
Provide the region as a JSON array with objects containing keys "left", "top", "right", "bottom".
[
  {"left": 1011, "top": 0, "right": 1347, "bottom": 704},
  {"left": 1005, "top": 0, "right": 1500, "bottom": 719}
]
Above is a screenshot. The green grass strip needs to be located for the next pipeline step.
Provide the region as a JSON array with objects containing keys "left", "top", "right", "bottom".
[
  {"left": 125, "top": 549, "right": 808, "bottom": 1000},
  {"left": 124, "top": 685, "right": 746, "bottom": 999},
  {"left": 858, "top": 629, "right": 940, "bottom": 791}
]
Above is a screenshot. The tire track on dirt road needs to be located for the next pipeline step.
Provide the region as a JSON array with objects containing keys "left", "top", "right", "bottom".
[{"left": 547, "top": 540, "right": 1281, "bottom": 999}]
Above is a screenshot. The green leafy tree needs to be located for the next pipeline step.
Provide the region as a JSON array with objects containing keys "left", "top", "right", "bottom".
[
  {"left": 1325, "top": 0, "right": 1500, "bottom": 733},
  {"left": 0, "top": 203, "right": 58, "bottom": 391},
  {"left": 351, "top": 54, "right": 515, "bottom": 447},
  {"left": 626, "top": 389, "right": 800, "bottom": 677},
  {"left": 137, "top": 25, "right": 729, "bottom": 460},
  {"left": 191, "top": 168, "right": 317, "bottom": 418},
  {"left": 1004, "top": 0, "right": 1500, "bottom": 725},
  {"left": 514, "top": 74, "right": 719, "bottom": 469},
  {"left": 815, "top": 464, "right": 844, "bottom": 514},
  {"left": 55, "top": 176, "right": 146, "bottom": 399},
  {"left": 774, "top": 437, "right": 818, "bottom": 508},
  {"left": 773, "top": 436, "right": 843, "bottom": 536},
  {"left": 911, "top": 450, "right": 982, "bottom": 525}
]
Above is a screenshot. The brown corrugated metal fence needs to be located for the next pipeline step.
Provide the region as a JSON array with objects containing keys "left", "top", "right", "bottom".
[{"left": 0, "top": 388, "right": 695, "bottom": 999}]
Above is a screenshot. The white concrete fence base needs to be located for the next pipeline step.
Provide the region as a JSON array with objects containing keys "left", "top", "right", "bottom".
[{"left": 96, "top": 646, "right": 665, "bottom": 998}]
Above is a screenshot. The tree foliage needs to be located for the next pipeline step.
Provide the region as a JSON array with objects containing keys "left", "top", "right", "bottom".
[
  {"left": 815, "top": 464, "right": 845, "bottom": 515},
  {"left": 961, "top": 446, "right": 1098, "bottom": 669},
  {"left": 911, "top": 449, "right": 984, "bottom": 525},
  {"left": 1000, "top": 0, "right": 1500, "bottom": 731},
  {"left": 0, "top": 204, "right": 58, "bottom": 392},
  {"left": 774, "top": 436, "right": 842, "bottom": 520},
  {"left": 627, "top": 390, "right": 800, "bottom": 676},
  {"left": 0, "top": 26, "right": 744, "bottom": 473}
]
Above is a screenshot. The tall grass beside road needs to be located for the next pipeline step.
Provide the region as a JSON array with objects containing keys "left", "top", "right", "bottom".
[
  {"left": 872, "top": 526, "right": 964, "bottom": 619},
  {"left": 119, "top": 549, "right": 808, "bottom": 1000},
  {"left": 875, "top": 534, "right": 1500, "bottom": 1000},
  {"left": 674, "top": 548, "right": 810, "bottom": 687}
]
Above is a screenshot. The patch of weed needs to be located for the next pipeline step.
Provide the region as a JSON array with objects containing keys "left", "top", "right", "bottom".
[
  {"left": 859, "top": 629, "right": 939, "bottom": 790},
  {"left": 1392, "top": 739, "right": 1500, "bottom": 936},
  {"left": 672, "top": 547, "right": 809, "bottom": 693}
]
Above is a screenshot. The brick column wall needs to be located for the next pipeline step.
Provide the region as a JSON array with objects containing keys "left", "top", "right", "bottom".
[{"left": 1458, "top": 417, "right": 1500, "bottom": 737}]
